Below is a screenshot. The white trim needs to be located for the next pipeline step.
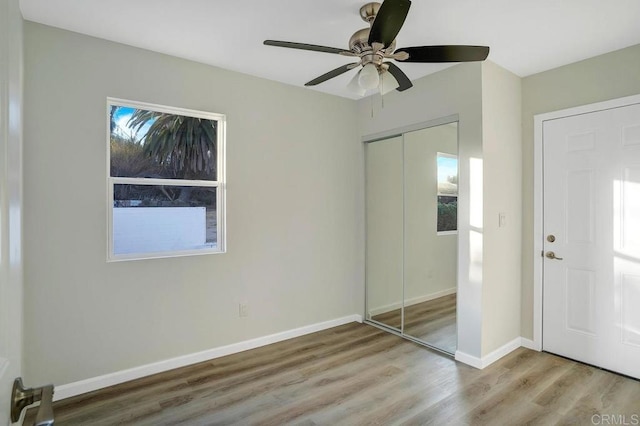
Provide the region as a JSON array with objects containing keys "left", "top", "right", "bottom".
[
  {"left": 368, "top": 288, "right": 457, "bottom": 317},
  {"left": 455, "top": 337, "right": 537, "bottom": 369},
  {"left": 533, "top": 112, "right": 544, "bottom": 351},
  {"left": 216, "top": 117, "right": 227, "bottom": 254},
  {"left": 479, "top": 337, "right": 523, "bottom": 369},
  {"left": 108, "top": 246, "right": 224, "bottom": 263},
  {"left": 454, "top": 350, "right": 483, "bottom": 369},
  {"left": 107, "top": 97, "right": 226, "bottom": 122},
  {"left": 520, "top": 338, "right": 538, "bottom": 351},
  {"left": 532, "top": 93, "right": 640, "bottom": 352},
  {"left": 53, "top": 314, "right": 362, "bottom": 401}
]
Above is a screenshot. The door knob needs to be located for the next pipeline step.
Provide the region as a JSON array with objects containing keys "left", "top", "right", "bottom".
[
  {"left": 545, "top": 251, "right": 563, "bottom": 260},
  {"left": 11, "top": 377, "right": 55, "bottom": 425}
]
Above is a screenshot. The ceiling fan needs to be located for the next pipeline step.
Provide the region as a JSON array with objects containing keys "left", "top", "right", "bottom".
[{"left": 264, "top": 0, "right": 489, "bottom": 95}]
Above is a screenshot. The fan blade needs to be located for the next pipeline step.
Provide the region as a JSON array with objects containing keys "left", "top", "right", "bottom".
[
  {"left": 368, "top": 0, "right": 411, "bottom": 48},
  {"left": 264, "top": 40, "right": 352, "bottom": 55},
  {"left": 385, "top": 63, "right": 412, "bottom": 92},
  {"left": 394, "top": 45, "right": 490, "bottom": 63},
  {"left": 305, "top": 64, "right": 357, "bottom": 86}
]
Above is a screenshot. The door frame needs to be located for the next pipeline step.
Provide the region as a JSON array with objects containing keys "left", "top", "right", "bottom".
[
  {"left": 1, "top": 0, "right": 24, "bottom": 423},
  {"left": 532, "top": 93, "right": 640, "bottom": 351}
]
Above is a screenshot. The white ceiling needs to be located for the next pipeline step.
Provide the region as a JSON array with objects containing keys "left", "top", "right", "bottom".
[{"left": 19, "top": 0, "right": 640, "bottom": 99}]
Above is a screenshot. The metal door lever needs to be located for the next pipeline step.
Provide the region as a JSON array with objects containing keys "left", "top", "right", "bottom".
[
  {"left": 11, "top": 377, "right": 55, "bottom": 425},
  {"left": 545, "top": 251, "right": 563, "bottom": 260}
]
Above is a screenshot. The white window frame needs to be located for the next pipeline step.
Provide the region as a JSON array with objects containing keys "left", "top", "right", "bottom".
[
  {"left": 106, "top": 97, "right": 226, "bottom": 261},
  {"left": 436, "top": 152, "right": 458, "bottom": 236}
]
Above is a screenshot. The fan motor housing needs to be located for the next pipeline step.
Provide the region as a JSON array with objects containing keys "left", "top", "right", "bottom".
[
  {"left": 349, "top": 28, "right": 371, "bottom": 54},
  {"left": 349, "top": 28, "right": 396, "bottom": 57}
]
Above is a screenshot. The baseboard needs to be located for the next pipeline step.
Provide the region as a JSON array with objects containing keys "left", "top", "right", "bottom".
[
  {"left": 455, "top": 337, "right": 538, "bottom": 370},
  {"left": 520, "top": 338, "right": 539, "bottom": 351},
  {"left": 369, "top": 288, "right": 457, "bottom": 316},
  {"left": 480, "top": 337, "right": 522, "bottom": 368},
  {"left": 54, "top": 314, "right": 363, "bottom": 401},
  {"left": 454, "top": 350, "right": 483, "bottom": 369}
]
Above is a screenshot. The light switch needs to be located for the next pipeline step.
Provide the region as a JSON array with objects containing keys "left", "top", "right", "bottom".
[{"left": 499, "top": 213, "right": 506, "bottom": 228}]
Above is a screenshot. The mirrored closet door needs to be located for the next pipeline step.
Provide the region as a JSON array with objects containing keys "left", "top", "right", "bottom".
[
  {"left": 365, "top": 121, "right": 458, "bottom": 354},
  {"left": 365, "top": 136, "right": 403, "bottom": 332}
]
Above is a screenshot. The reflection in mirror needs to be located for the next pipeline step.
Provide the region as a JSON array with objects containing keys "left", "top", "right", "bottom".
[
  {"left": 403, "top": 123, "right": 458, "bottom": 353},
  {"left": 365, "top": 136, "right": 403, "bottom": 331}
]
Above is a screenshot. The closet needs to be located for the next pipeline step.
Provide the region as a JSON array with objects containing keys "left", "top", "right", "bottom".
[{"left": 365, "top": 120, "right": 459, "bottom": 354}]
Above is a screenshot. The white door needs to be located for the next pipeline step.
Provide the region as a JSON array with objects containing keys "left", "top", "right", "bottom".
[
  {"left": 1, "top": 0, "right": 24, "bottom": 422},
  {"left": 543, "top": 102, "right": 640, "bottom": 379}
]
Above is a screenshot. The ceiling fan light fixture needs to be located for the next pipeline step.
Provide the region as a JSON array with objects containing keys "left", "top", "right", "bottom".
[
  {"left": 348, "top": 71, "right": 367, "bottom": 96},
  {"left": 264, "top": 1, "right": 489, "bottom": 95},
  {"left": 379, "top": 69, "right": 399, "bottom": 95},
  {"left": 358, "top": 63, "right": 380, "bottom": 90}
]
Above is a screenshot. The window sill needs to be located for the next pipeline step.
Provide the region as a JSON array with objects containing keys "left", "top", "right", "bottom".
[{"left": 107, "top": 247, "right": 225, "bottom": 262}]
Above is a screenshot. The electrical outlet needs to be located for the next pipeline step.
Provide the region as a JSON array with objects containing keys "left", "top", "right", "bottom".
[{"left": 239, "top": 302, "right": 249, "bottom": 317}]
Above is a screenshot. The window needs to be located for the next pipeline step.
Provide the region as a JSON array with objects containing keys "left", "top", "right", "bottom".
[
  {"left": 107, "top": 98, "right": 226, "bottom": 260},
  {"left": 437, "top": 152, "right": 458, "bottom": 233}
]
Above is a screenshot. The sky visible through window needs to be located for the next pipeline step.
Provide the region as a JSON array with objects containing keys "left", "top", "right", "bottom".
[
  {"left": 112, "top": 106, "right": 154, "bottom": 142},
  {"left": 437, "top": 155, "right": 458, "bottom": 195},
  {"left": 437, "top": 156, "right": 457, "bottom": 182}
]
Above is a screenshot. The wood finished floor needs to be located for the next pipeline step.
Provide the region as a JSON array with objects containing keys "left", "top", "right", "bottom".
[
  {"left": 30, "top": 322, "right": 640, "bottom": 425},
  {"left": 372, "top": 294, "right": 457, "bottom": 353}
]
